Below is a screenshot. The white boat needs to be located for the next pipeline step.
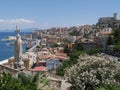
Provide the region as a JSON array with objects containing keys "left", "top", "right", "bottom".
[
  {"left": 6, "top": 43, "right": 13, "bottom": 46},
  {"left": 6, "top": 41, "right": 14, "bottom": 46}
]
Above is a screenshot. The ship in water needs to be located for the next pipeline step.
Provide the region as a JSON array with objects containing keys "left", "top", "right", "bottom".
[{"left": 6, "top": 42, "right": 14, "bottom": 46}]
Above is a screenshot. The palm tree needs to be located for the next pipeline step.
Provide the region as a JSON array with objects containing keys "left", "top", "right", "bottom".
[
  {"left": 18, "top": 73, "right": 52, "bottom": 90},
  {"left": 0, "top": 72, "right": 26, "bottom": 90}
]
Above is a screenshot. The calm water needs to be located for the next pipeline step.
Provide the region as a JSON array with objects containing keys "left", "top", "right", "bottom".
[{"left": 0, "top": 32, "right": 30, "bottom": 61}]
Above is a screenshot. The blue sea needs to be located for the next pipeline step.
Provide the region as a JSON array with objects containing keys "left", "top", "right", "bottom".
[{"left": 0, "top": 32, "right": 30, "bottom": 61}]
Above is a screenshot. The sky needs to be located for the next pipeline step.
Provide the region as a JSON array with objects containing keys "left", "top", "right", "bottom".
[{"left": 0, "top": 0, "right": 119, "bottom": 31}]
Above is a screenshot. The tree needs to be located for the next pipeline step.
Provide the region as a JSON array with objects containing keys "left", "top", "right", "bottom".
[
  {"left": 85, "top": 48, "right": 100, "bottom": 55},
  {"left": 18, "top": 73, "right": 52, "bottom": 90},
  {"left": 74, "top": 43, "right": 84, "bottom": 51},
  {"left": 56, "top": 50, "right": 83, "bottom": 76},
  {"left": 69, "top": 30, "right": 79, "bottom": 36},
  {"left": 96, "top": 85, "right": 120, "bottom": 90},
  {"left": 113, "top": 45, "right": 120, "bottom": 52},
  {"left": 107, "top": 35, "right": 114, "bottom": 45},
  {"left": 0, "top": 72, "right": 53, "bottom": 90},
  {"left": 18, "top": 73, "right": 38, "bottom": 90},
  {"left": 64, "top": 45, "right": 71, "bottom": 55},
  {"left": 0, "top": 72, "right": 26, "bottom": 90},
  {"left": 112, "top": 28, "right": 120, "bottom": 44}
]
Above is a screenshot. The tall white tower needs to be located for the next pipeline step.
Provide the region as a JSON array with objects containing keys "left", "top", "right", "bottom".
[{"left": 14, "top": 26, "right": 22, "bottom": 68}]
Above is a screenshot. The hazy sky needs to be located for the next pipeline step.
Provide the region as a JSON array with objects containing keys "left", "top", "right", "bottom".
[{"left": 0, "top": 0, "right": 119, "bottom": 30}]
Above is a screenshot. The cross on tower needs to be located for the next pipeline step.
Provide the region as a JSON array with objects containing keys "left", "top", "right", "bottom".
[{"left": 15, "top": 25, "right": 20, "bottom": 35}]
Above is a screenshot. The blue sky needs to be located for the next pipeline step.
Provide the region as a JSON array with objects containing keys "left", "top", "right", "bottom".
[{"left": 0, "top": 0, "right": 119, "bottom": 30}]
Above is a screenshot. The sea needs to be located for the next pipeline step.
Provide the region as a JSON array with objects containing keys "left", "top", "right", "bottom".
[{"left": 0, "top": 32, "right": 30, "bottom": 61}]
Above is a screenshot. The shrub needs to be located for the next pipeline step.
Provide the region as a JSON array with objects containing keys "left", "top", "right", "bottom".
[
  {"left": 65, "top": 53, "right": 120, "bottom": 90},
  {"left": 96, "top": 85, "right": 120, "bottom": 90},
  {"left": 36, "top": 45, "right": 41, "bottom": 48},
  {"left": 113, "top": 45, "right": 120, "bottom": 51},
  {"left": 85, "top": 48, "right": 100, "bottom": 55}
]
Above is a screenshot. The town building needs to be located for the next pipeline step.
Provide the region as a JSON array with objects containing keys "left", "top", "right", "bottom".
[{"left": 97, "top": 13, "right": 120, "bottom": 29}]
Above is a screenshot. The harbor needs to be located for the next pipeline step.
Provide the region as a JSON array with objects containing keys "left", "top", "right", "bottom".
[
  {"left": 0, "top": 27, "right": 71, "bottom": 90},
  {"left": 0, "top": 32, "right": 30, "bottom": 61},
  {"left": 0, "top": 26, "right": 69, "bottom": 69}
]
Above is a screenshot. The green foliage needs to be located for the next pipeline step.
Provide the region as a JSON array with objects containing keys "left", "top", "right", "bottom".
[
  {"left": 0, "top": 72, "right": 52, "bottom": 90},
  {"left": 107, "top": 28, "right": 120, "bottom": 51},
  {"left": 83, "top": 33, "right": 88, "bottom": 38},
  {"left": 18, "top": 73, "right": 51, "bottom": 90},
  {"left": 56, "top": 43, "right": 84, "bottom": 76},
  {"left": 74, "top": 43, "right": 84, "bottom": 51},
  {"left": 63, "top": 46, "right": 71, "bottom": 55},
  {"left": 112, "top": 28, "right": 120, "bottom": 44},
  {"left": 107, "top": 35, "right": 114, "bottom": 45},
  {"left": 113, "top": 45, "right": 120, "bottom": 51},
  {"left": 36, "top": 45, "right": 41, "bottom": 48},
  {"left": 114, "top": 70, "right": 120, "bottom": 82},
  {"left": 96, "top": 85, "right": 120, "bottom": 90},
  {"left": 56, "top": 50, "right": 83, "bottom": 76},
  {"left": 69, "top": 30, "right": 79, "bottom": 36},
  {"left": 56, "top": 59, "right": 72, "bottom": 76},
  {"left": 66, "top": 54, "right": 120, "bottom": 90},
  {"left": 18, "top": 73, "right": 39, "bottom": 90},
  {"left": 85, "top": 48, "right": 100, "bottom": 55},
  {"left": 71, "top": 50, "right": 82, "bottom": 58},
  {"left": 96, "top": 87, "right": 106, "bottom": 90},
  {"left": 0, "top": 72, "right": 26, "bottom": 90},
  {"left": 56, "top": 66, "right": 64, "bottom": 76},
  {"left": 51, "top": 43, "right": 59, "bottom": 48}
]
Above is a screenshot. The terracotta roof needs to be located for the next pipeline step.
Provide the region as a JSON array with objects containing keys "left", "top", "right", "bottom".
[
  {"left": 32, "top": 66, "right": 47, "bottom": 71},
  {"left": 99, "top": 31, "right": 112, "bottom": 35}
]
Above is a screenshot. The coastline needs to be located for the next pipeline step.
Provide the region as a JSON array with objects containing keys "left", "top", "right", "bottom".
[
  {"left": 0, "top": 59, "right": 8, "bottom": 65},
  {"left": 0, "top": 32, "right": 30, "bottom": 61},
  {"left": 0, "top": 43, "right": 34, "bottom": 65},
  {"left": 0, "top": 56, "right": 14, "bottom": 65}
]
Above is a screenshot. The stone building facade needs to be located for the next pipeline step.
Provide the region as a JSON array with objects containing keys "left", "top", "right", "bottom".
[{"left": 97, "top": 13, "right": 120, "bottom": 29}]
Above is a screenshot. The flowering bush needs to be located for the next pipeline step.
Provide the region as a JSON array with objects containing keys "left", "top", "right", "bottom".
[
  {"left": 96, "top": 84, "right": 120, "bottom": 90},
  {"left": 65, "top": 53, "right": 120, "bottom": 90}
]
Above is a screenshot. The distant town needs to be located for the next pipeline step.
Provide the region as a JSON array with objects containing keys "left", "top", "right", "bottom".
[{"left": 1, "top": 13, "right": 120, "bottom": 90}]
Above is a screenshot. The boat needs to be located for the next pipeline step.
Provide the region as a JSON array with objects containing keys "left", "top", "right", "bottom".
[
  {"left": 6, "top": 42, "right": 14, "bottom": 46},
  {"left": 6, "top": 43, "right": 11, "bottom": 47}
]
